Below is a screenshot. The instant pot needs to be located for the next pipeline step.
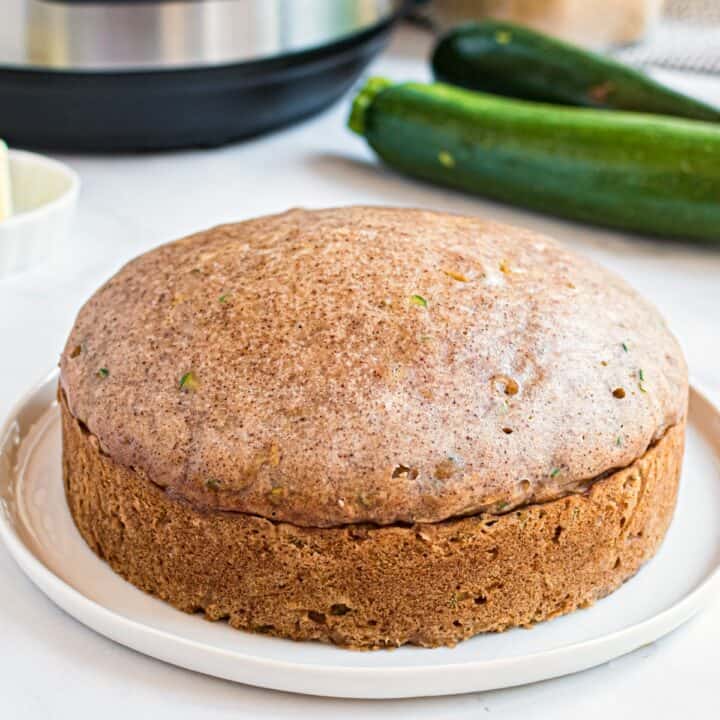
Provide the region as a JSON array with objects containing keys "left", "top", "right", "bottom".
[{"left": 0, "top": 0, "right": 406, "bottom": 150}]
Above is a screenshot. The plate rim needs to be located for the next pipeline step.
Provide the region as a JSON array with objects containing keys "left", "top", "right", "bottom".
[{"left": 1, "top": 369, "right": 719, "bottom": 698}]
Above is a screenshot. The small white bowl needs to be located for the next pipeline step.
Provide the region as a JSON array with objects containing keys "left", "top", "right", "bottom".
[{"left": 0, "top": 150, "right": 79, "bottom": 277}]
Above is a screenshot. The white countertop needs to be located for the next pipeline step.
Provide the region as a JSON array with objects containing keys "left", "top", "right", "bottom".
[{"left": 1, "top": 25, "right": 719, "bottom": 719}]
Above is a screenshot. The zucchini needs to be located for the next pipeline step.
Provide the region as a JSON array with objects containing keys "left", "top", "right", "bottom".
[
  {"left": 348, "top": 77, "right": 720, "bottom": 241},
  {"left": 432, "top": 21, "right": 720, "bottom": 123}
]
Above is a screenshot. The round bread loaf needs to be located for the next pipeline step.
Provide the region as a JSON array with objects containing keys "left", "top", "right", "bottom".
[{"left": 60, "top": 207, "right": 688, "bottom": 648}]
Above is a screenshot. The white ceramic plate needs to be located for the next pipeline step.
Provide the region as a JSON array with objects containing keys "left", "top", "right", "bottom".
[{"left": 1, "top": 371, "right": 719, "bottom": 699}]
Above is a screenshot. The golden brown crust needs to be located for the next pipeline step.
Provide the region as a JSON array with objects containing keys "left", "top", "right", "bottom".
[
  {"left": 59, "top": 207, "right": 688, "bottom": 527},
  {"left": 62, "top": 391, "right": 684, "bottom": 649}
]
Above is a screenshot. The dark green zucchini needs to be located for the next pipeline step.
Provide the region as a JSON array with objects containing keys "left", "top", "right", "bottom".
[
  {"left": 432, "top": 21, "right": 720, "bottom": 123},
  {"left": 348, "top": 77, "right": 720, "bottom": 241}
]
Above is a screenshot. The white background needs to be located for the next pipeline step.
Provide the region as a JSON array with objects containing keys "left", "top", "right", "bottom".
[{"left": 1, "top": 25, "right": 719, "bottom": 719}]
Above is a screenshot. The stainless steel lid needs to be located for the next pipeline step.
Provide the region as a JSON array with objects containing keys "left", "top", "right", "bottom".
[{"left": 1, "top": 0, "right": 403, "bottom": 72}]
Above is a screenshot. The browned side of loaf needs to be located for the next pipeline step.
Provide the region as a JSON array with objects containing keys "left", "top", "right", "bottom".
[{"left": 62, "top": 394, "right": 684, "bottom": 650}]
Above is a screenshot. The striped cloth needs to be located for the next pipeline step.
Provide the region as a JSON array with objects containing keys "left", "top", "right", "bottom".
[{"left": 615, "top": 0, "right": 720, "bottom": 74}]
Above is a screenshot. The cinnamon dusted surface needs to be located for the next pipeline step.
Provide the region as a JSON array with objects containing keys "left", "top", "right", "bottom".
[{"left": 59, "top": 207, "right": 687, "bottom": 527}]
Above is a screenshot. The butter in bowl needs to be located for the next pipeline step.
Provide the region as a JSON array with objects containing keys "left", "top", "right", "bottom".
[
  {"left": 0, "top": 141, "right": 12, "bottom": 222},
  {"left": 0, "top": 141, "right": 79, "bottom": 277}
]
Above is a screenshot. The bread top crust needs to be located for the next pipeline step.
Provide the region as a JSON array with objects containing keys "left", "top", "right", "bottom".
[{"left": 60, "top": 206, "right": 688, "bottom": 527}]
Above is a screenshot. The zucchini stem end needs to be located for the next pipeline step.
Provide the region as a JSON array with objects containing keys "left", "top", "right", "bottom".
[{"left": 348, "top": 77, "right": 393, "bottom": 136}]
